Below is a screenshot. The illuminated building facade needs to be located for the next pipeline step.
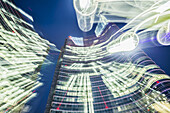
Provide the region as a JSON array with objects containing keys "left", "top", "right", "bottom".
[
  {"left": 46, "top": 24, "right": 170, "bottom": 113},
  {"left": 0, "top": 0, "right": 55, "bottom": 112}
]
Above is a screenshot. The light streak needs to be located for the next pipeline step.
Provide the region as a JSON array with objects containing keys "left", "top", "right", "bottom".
[
  {"left": 4, "top": 90, "right": 36, "bottom": 113},
  {"left": 98, "top": 86, "right": 108, "bottom": 109},
  {"left": 56, "top": 90, "right": 68, "bottom": 110}
]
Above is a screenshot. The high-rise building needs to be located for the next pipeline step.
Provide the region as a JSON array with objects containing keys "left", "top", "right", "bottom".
[
  {"left": 46, "top": 24, "right": 170, "bottom": 113},
  {"left": 0, "top": 0, "right": 55, "bottom": 112}
]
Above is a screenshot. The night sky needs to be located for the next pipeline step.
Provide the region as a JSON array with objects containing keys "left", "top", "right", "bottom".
[
  {"left": 13, "top": 0, "right": 96, "bottom": 49},
  {"left": 12, "top": 0, "right": 170, "bottom": 112},
  {"left": 13, "top": 0, "right": 170, "bottom": 74}
]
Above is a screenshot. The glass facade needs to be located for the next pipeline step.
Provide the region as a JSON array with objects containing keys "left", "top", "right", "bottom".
[
  {"left": 47, "top": 24, "right": 170, "bottom": 113},
  {"left": 0, "top": 0, "right": 54, "bottom": 112}
]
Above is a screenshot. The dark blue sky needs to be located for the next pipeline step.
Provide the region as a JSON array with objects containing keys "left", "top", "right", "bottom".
[
  {"left": 14, "top": 0, "right": 95, "bottom": 49},
  {"left": 13, "top": 0, "right": 170, "bottom": 74}
]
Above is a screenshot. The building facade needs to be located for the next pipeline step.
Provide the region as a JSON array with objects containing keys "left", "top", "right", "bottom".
[
  {"left": 0, "top": 0, "right": 54, "bottom": 112},
  {"left": 46, "top": 24, "right": 170, "bottom": 113}
]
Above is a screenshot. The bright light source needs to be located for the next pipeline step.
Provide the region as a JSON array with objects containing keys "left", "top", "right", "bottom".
[
  {"left": 155, "top": 1, "right": 170, "bottom": 13},
  {"left": 69, "top": 36, "right": 72, "bottom": 39},
  {"left": 79, "top": 0, "right": 90, "bottom": 10},
  {"left": 107, "top": 32, "right": 139, "bottom": 53},
  {"left": 157, "top": 21, "right": 170, "bottom": 45}
]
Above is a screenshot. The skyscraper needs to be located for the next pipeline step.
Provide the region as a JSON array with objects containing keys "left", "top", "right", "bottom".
[
  {"left": 0, "top": 0, "right": 55, "bottom": 112},
  {"left": 46, "top": 24, "right": 170, "bottom": 113}
]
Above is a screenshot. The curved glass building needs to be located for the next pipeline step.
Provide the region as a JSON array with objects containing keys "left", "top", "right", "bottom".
[{"left": 46, "top": 24, "right": 170, "bottom": 113}]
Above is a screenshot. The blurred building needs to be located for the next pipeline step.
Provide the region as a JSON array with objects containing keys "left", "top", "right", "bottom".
[
  {"left": 0, "top": 0, "right": 55, "bottom": 112},
  {"left": 46, "top": 24, "right": 170, "bottom": 113}
]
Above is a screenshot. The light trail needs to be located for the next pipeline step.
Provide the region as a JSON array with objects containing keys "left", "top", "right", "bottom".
[
  {"left": 56, "top": 90, "right": 68, "bottom": 110},
  {"left": 3, "top": 90, "right": 36, "bottom": 113},
  {"left": 98, "top": 86, "right": 108, "bottom": 109}
]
